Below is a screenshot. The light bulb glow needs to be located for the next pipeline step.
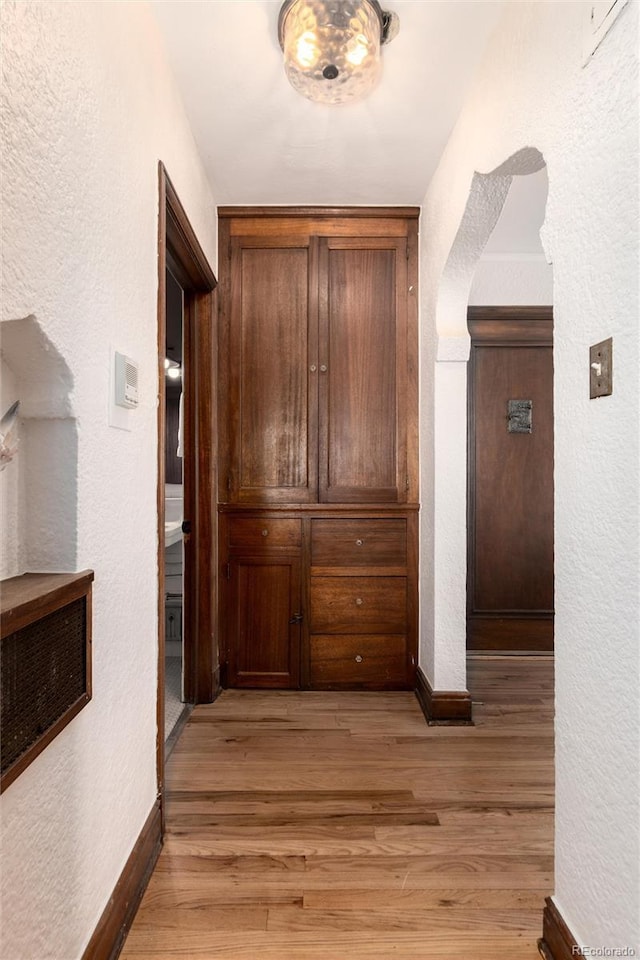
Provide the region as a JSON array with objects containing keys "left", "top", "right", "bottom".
[
  {"left": 346, "top": 33, "right": 369, "bottom": 66},
  {"left": 166, "top": 366, "right": 181, "bottom": 380},
  {"left": 296, "top": 29, "right": 319, "bottom": 67}
]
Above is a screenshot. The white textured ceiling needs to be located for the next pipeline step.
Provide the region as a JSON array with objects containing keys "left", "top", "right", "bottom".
[{"left": 151, "top": 0, "right": 505, "bottom": 205}]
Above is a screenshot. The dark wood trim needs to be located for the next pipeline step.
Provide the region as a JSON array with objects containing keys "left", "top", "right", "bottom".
[
  {"left": 468, "top": 306, "right": 553, "bottom": 321},
  {"left": 218, "top": 502, "right": 420, "bottom": 515},
  {"left": 406, "top": 512, "right": 419, "bottom": 686},
  {"left": 538, "top": 897, "right": 580, "bottom": 960},
  {"left": 414, "top": 666, "right": 473, "bottom": 725},
  {"left": 0, "top": 570, "right": 94, "bottom": 635},
  {"left": 300, "top": 517, "right": 312, "bottom": 690},
  {"left": 468, "top": 613, "right": 554, "bottom": 652},
  {"left": 468, "top": 307, "right": 553, "bottom": 348},
  {"left": 191, "top": 287, "right": 218, "bottom": 703},
  {"left": 165, "top": 179, "right": 216, "bottom": 291},
  {"left": 218, "top": 205, "right": 420, "bottom": 220},
  {"left": 406, "top": 219, "right": 419, "bottom": 505},
  {"left": 157, "top": 163, "right": 217, "bottom": 831},
  {"left": 157, "top": 166, "right": 168, "bottom": 822},
  {"left": 216, "top": 214, "right": 231, "bottom": 508},
  {"left": 81, "top": 800, "right": 162, "bottom": 960}
]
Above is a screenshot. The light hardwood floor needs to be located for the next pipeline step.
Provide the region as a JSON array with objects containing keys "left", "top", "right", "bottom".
[{"left": 122, "top": 657, "right": 554, "bottom": 959}]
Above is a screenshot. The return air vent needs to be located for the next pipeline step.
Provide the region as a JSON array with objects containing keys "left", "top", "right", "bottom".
[{"left": 1, "top": 571, "right": 93, "bottom": 792}]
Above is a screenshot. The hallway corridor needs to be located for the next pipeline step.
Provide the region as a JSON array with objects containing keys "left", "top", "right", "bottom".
[{"left": 122, "top": 659, "right": 554, "bottom": 959}]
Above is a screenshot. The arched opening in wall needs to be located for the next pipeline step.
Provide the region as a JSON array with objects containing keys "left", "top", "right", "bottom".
[
  {"left": 432, "top": 145, "right": 554, "bottom": 705},
  {"left": 466, "top": 167, "right": 554, "bottom": 657}
]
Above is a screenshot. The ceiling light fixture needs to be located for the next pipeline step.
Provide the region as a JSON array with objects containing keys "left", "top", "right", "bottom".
[{"left": 278, "top": 0, "right": 399, "bottom": 105}]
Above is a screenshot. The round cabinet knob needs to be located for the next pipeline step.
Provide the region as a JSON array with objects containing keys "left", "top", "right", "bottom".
[
  {"left": 320, "top": 364, "right": 328, "bottom": 373},
  {"left": 261, "top": 529, "right": 269, "bottom": 537},
  {"left": 310, "top": 364, "right": 317, "bottom": 372},
  {"left": 355, "top": 539, "right": 364, "bottom": 547},
  {"left": 355, "top": 655, "right": 363, "bottom": 663},
  {"left": 355, "top": 597, "right": 364, "bottom": 606}
]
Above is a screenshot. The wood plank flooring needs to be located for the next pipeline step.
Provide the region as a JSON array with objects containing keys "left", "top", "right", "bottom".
[{"left": 122, "top": 657, "right": 554, "bottom": 959}]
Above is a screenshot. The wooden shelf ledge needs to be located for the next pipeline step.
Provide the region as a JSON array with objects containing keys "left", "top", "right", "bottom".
[{"left": 1, "top": 570, "right": 94, "bottom": 638}]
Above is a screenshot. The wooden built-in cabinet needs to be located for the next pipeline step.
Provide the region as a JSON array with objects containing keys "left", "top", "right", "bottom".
[{"left": 218, "top": 208, "right": 419, "bottom": 690}]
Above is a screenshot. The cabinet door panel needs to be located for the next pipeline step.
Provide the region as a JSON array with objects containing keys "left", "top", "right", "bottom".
[
  {"left": 319, "top": 238, "right": 407, "bottom": 502},
  {"left": 228, "top": 558, "right": 301, "bottom": 688},
  {"left": 229, "top": 239, "right": 318, "bottom": 502}
]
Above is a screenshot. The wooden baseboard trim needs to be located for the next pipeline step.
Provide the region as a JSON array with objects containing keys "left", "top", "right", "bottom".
[
  {"left": 537, "top": 897, "right": 580, "bottom": 960},
  {"left": 82, "top": 798, "right": 162, "bottom": 960},
  {"left": 414, "top": 666, "right": 473, "bottom": 725}
]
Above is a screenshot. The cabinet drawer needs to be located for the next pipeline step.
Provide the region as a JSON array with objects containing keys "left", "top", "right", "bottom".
[
  {"left": 310, "top": 577, "right": 406, "bottom": 633},
  {"left": 311, "top": 520, "right": 406, "bottom": 566},
  {"left": 227, "top": 518, "right": 301, "bottom": 550},
  {"left": 310, "top": 634, "right": 407, "bottom": 687}
]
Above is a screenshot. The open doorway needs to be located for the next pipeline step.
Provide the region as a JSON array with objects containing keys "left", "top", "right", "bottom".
[
  {"left": 164, "top": 268, "right": 187, "bottom": 745},
  {"left": 156, "top": 164, "right": 217, "bottom": 809},
  {"left": 466, "top": 167, "right": 554, "bottom": 655}
]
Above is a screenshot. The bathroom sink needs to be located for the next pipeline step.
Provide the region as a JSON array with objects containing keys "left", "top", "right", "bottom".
[{"left": 165, "top": 519, "right": 183, "bottom": 547}]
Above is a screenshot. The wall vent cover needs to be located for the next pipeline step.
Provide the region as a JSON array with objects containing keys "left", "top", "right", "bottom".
[{"left": 1, "top": 597, "right": 89, "bottom": 782}]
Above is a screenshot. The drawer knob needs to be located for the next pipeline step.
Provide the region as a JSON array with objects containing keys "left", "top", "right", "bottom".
[
  {"left": 355, "top": 538, "right": 364, "bottom": 546},
  {"left": 355, "top": 597, "right": 364, "bottom": 606},
  {"left": 355, "top": 655, "right": 363, "bottom": 663},
  {"left": 261, "top": 529, "right": 269, "bottom": 537}
]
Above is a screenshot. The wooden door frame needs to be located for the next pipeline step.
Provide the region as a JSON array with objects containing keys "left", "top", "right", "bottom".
[
  {"left": 466, "top": 305, "right": 554, "bottom": 653},
  {"left": 157, "top": 164, "right": 217, "bottom": 822}
]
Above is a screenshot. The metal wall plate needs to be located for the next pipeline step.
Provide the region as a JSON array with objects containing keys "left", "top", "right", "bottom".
[
  {"left": 507, "top": 399, "right": 533, "bottom": 433},
  {"left": 590, "top": 337, "right": 613, "bottom": 398}
]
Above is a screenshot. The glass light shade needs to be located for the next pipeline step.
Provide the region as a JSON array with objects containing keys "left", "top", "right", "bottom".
[{"left": 280, "top": 0, "right": 383, "bottom": 104}]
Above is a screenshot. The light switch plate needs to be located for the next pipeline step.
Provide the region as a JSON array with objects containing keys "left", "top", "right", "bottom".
[{"left": 590, "top": 337, "right": 613, "bottom": 398}]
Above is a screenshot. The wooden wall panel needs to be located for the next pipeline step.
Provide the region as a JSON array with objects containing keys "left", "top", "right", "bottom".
[
  {"left": 467, "top": 310, "right": 554, "bottom": 652},
  {"left": 230, "top": 242, "right": 316, "bottom": 503}
]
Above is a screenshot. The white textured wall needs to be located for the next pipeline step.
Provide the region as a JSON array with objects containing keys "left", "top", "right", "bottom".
[
  {"left": 470, "top": 165, "right": 553, "bottom": 306},
  {"left": 0, "top": 357, "right": 23, "bottom": 578},
  {"left": 420, "top": 0, "right": 639, "bottom": 950},
  {"left": 0, "top": 2, "right": 217, "bottom": 958},
  {"left": 1, "top": 315, "right": 79, "bottom": 574},
  {"left": 469, "top": 256, "right": 553, "bottom": 305}
]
